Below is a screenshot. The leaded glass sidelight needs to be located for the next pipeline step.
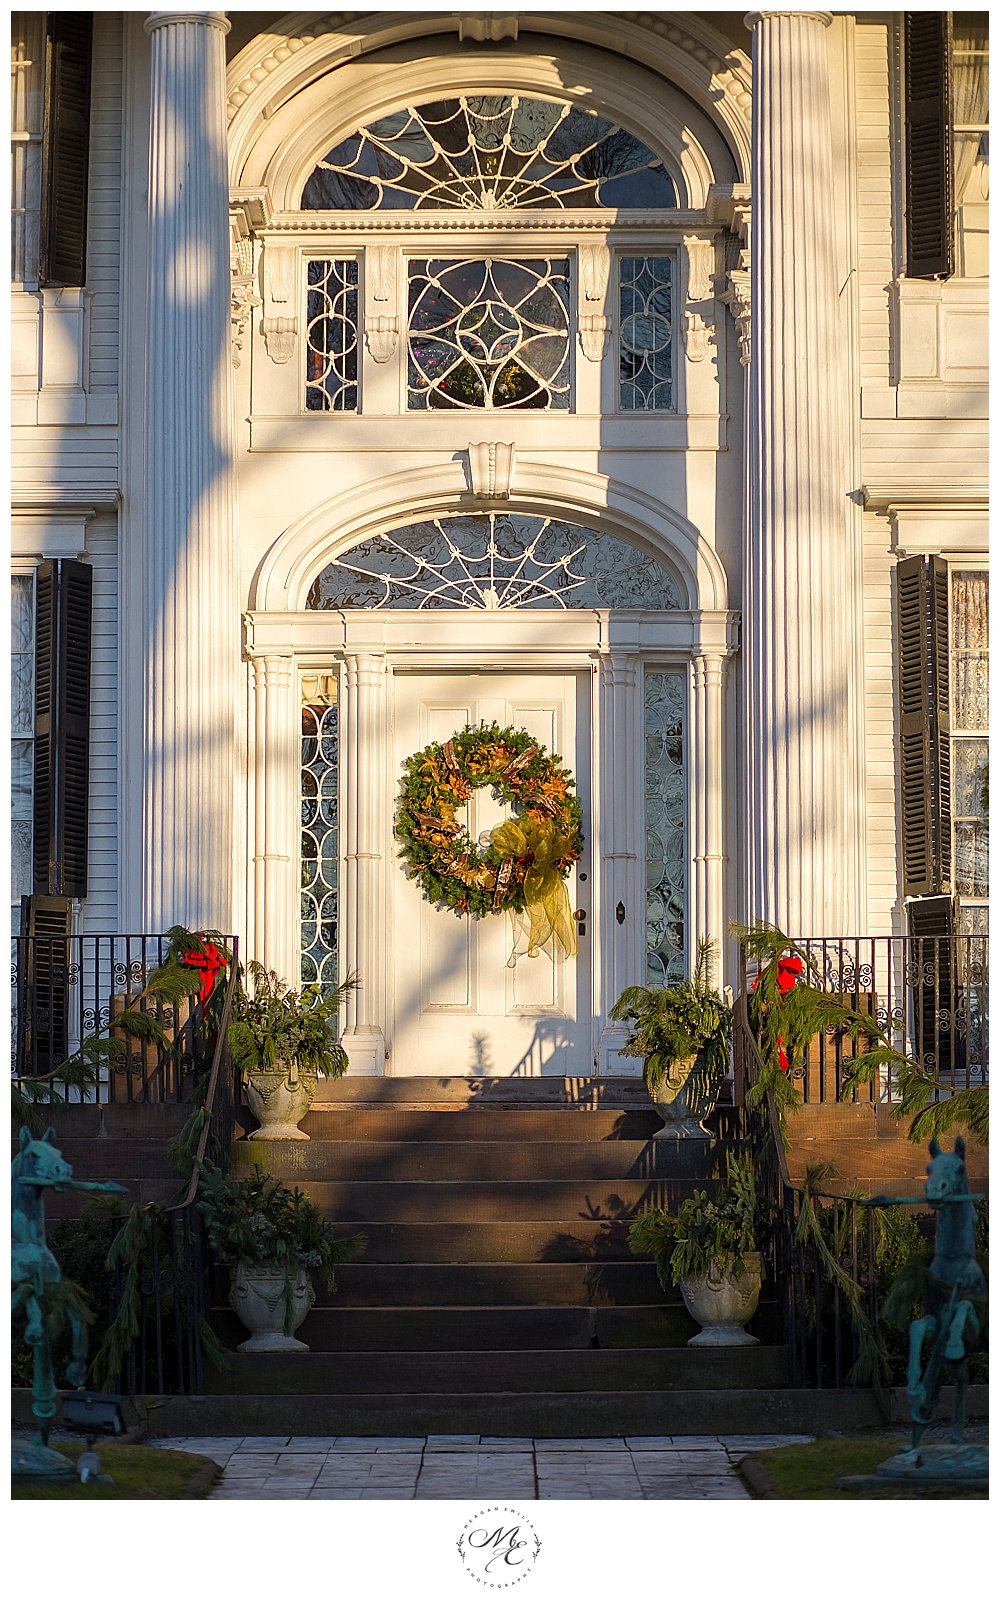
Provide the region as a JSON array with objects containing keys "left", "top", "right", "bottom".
[
  {"left": 306, "top": 259, "right": 360, "bottom": 411},
  {"left": 645, "top": 668, "right": 686, "bottom": 987},
  {"left": 619, "top": 256, "right": 674, "bottom": 411},
  {"left": 301, "top": 675, "right": 340, "bottom": 993},
  {"left": 301, "top": 95, "right": 677, "bottom": 211},
  {"left": 308, "top": 513, "right": 683, "bottom": 611},
  {"left": 408, "top": 258, "right": 570, "bottom": 410}
]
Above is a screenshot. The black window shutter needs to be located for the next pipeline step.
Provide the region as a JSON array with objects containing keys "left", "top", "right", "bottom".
[
  {"left": 904, "top": 11, "right": 954, "bottom": 279},
  {"left": 905, "top": 893, "right": 958, "bottom": 1073},
  {"left": 33, "top": 559, "right": 93, "bottom": 897},
  {"left": 897, "top": 553, "right": 951, "bottom": 897},
  {"left": 40, "top": 12, "right": 93, "bottom": 288},
  {"left": 17, "top": 893, "right": 75, "bottom": 1074}
]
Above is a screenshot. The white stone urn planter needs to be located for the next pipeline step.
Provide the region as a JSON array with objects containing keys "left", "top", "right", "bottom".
[
  {"left": 679, "top": 1253, "right": 762, "bottom": 1346},
  {"left": 243, "top": 1063, "right": 317, "bottom": 1140},
  {"left": 230, "top": 1261, "right": 315, "bottom": 1352},
  {"left": 649, "top": 1052, "right": 723, "bottom": 1140}
]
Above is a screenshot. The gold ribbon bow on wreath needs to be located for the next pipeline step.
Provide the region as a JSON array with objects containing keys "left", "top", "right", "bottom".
[{"left": 490, "top": 816, "right": 579, "bottom": 961}]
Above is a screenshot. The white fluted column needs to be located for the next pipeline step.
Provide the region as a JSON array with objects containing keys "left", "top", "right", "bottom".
[
  {"left": 690, "top": 652, "right": 727, "bottom": 959},
  {"left": 342, "top": 652, "right": 387, "bottom": 1075},
  {"left": 251, "top": 655, "right": 296, "bottom": 980},
  {"left": 745, "top": 10, "right": 863, "bottom": 934},
  {"left": 597, "top": 652, "right": 645, "bottom": 1075},
  {"left": 141, "top": 12, "right": 238, "bottom": 933}
]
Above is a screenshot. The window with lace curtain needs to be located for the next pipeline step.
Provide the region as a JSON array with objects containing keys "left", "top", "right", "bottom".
[
  {"left": 950, "top": 570, "right": 988, "bottom": 934},
  {"left": 952, "top": 14, "right": 989, "bottom": 277}
]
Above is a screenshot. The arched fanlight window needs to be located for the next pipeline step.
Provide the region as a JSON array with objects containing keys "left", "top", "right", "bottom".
[
  {"left": 301, "top": 95, "right": 677, "bottom": 210},
  {"left": 307, "top": 513, "right": 683, "bottom": 610}
]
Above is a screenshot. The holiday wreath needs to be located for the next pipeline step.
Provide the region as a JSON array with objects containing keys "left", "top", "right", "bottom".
[{"left": 396, "top": 722, "right": 584, "bottom": 957}]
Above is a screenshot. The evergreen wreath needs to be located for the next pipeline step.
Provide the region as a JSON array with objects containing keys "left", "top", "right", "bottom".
[{"left": 397, "top": 722, "right": 584, "bottom": 918}]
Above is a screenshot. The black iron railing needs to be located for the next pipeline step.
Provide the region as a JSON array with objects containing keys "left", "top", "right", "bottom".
[
  {"left": 732, "top": 995, "right": 897, "bottom": 1390},
  {"left": 740, "top": 934, "right": 988, "bottom": 1104},
  {"left": 110, "top": 954, "right": 239, "bottom": 1398},
  {"left": 11, "top": 931, "right": 238, "bottom": 1100}
]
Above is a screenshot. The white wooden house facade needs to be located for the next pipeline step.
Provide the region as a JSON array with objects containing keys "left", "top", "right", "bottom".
[{"left": 10, "top": 10, "right": 988, "bottom": 1077}]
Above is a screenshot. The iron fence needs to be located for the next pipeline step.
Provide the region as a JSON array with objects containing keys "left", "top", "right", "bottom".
[
  {"left": 11, "top": 931, "right": 238, "bottom": 1101},
  {"left": 740, "top": 934, "right": 988, "bottom": 1104},
  {"left": 109, "top": 955, "right": 239, "bottom": 1398}
]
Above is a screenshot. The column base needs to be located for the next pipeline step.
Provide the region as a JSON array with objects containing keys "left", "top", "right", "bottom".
[
  {"left": 598, "top": 1024, "right": 642, "bottom": 1077},
  {"left": 342, "top": 1028, "right": 386, "bottom": 1077}
]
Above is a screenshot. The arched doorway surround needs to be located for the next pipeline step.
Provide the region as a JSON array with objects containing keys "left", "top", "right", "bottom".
[{"left": 245, "top": 470, "right": 736, "bottom": 1076}]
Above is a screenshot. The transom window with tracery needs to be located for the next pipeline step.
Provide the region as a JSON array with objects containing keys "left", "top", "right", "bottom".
[
  {"left": 301, "top": 95, "right": 677, "bottom": 211},
  {"left": 307, "top": 514, "right": 683, "bottom": 611}
]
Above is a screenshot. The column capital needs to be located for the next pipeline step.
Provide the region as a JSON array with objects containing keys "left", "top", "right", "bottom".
[
  {"left": 145, "top": 12, "right": 231, "bottom": 35},
  {"left": 744, "top": 11, "right": 833, "bottom": 28}
]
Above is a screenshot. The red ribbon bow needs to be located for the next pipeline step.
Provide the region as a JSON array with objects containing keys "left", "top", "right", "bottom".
[
  {"left": 751, "top": 956, "right": 803, "bottom": 1072},
  {"left": 181, "top": 942, "right": 227, "bottom": 1006}
]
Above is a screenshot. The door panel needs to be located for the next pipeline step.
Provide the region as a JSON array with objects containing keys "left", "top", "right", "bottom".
[{"left": 391, "top": 671, "right": 592, "bottom": 1075}]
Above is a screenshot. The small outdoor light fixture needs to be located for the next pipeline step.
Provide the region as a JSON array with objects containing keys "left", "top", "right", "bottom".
[{"left": 61, "top": 1391, "right": 127, "bottom": 1484}]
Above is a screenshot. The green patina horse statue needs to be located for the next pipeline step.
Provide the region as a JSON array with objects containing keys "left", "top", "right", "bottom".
[
  {"left": 869, "top": 1135, "right": 986, "bottom": 1449},
  {"left": 11, "top": 1125, "right": 125, "bottom": 1477}
]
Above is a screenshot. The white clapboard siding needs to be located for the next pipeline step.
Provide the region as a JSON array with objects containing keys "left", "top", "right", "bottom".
[
  {"left": 88, "top": 12, "right": 123, "bottom": 393},
  {"left": 81, "top": 514, "right": 119, "bottom": 932},
  {"left": 861, "top": 418, "right": 989, "bottom": 488},
  {"left": 855, "top": 18, "right": 893, "bottom": 389},
  {"left": 862, "top": 513, "right": 901, "bottom": 936},
  {"left": 10, "top": 429, "right": 119, "bottom": 495}
]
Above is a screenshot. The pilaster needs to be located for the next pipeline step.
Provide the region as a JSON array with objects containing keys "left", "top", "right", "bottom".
[
  {"left": 744, "top": 8, "right": 863, "bottom": 934},
  {"left": 251, "top": 655, "right": 296, "bottom": 980},
  {"left": 140, "top": 11, "right": 238, "bottom": 933},
  {"left": 597, "top": 652, "right": 645, "bottom": 1075},
  {"left": 342, "top": 651, "right": 388, "bottom": 1075}
]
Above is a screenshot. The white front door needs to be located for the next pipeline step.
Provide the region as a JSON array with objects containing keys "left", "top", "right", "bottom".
[{"left": 390, "top": 670, "right": 593, "bottom": 1075}]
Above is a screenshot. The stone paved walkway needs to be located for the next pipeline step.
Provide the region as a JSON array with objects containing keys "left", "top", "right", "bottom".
[{"left": 149, "top": 1433, "right": 815, "bottom": 1499}]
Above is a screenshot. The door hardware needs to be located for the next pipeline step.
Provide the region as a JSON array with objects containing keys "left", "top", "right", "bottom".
[{"left": 615, "top": 901, "right": 626, "bottom": 924}]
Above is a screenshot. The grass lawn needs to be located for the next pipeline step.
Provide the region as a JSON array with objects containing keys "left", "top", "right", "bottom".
[
  {"left": 748, "top": 1437, "right": 989, "bottom": 1500},
  {"left": 12, "top": 1443, "right": 217, "bottom": 1500}
]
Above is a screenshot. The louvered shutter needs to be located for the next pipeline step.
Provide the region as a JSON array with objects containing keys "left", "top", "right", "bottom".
[
  {"left": 904, "top": 12, "right": 954, "bottom": 279},
  {"left": 39, "top": 13, "right": 93, "bottom": 288},
  {"left": 33, "top": 559, "right": 93, "bottom": 897},
  {"left": 16, "top": 893, "right": 74, "bottom": 1075},
  {"left": 898, "top": 554, "right": 951, "bottom": 897},
  {"left": 906, "top": 893, "right": 958, "bottom": 1074}
]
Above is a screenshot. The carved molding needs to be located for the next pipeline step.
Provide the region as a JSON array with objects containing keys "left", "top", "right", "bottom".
[
  {"left": 262, "top": 316, "right": 297, "bottom": 364},
  {"left": 467, "top": 441, "right": 517, "bottom": 499},
  {"left": 231, "top": 275, "right": 262, "bottom": 368},
  {"left": 580, "top": 243, "right": 610, "bottom": 304},
  {"left": 579, "top": 314, "right": 611, "bottom": 363},
  {"left": 458, "top": 14, "right": 518, "bottom": 43},
  {"left": 265, "top": 244, "right": 296, "bottom": 305},
  {"left": 682, "top": 311, "right": 714, "bottom": 364},
  {"left": 366, "top": 315, "right": 398, "bottom": 363},
  {"left": 366, "top": 244, "right": 396, "bottom": 306},
  {"left": 721, "top": 269, "right": 751, "bottom": 366},
  {"left": 684, "top": 236, "right": 716, "bottom": 302}
]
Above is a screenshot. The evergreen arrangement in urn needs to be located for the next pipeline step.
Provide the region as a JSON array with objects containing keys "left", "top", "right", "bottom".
[
  {"left": 197, "top": 1163, "right": 364, "bottom": 1287},
  {"left": 227, "top": 960, "right": 354, "bottom": 1080},
  {"left": 628, "top": 1154, "right": 764, "bottom": 1285},
  {"left": 610, "top": 937, "right": 731, "bottom": 1100}
]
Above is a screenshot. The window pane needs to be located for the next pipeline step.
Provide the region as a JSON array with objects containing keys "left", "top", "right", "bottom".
[
  {"left": 952, "top": 736, "right": 988, "bottom": 818},
  {"left": 305, "top": 259, "right": 359, "bottom": 412},
  {"left": 11, "top": 574, "right": 34, "bottom": 651},
  {"left": 302, "top": 96, "right": 676, "bottom": 211},
  {"left": 954, "top": 820, "right": 989, "bottom": 898},
  {"left": 11, "top": 653, "right": 33, "bottom": 735},
  {"left": 951, "top": 570, "right": 989, "bottom": 730},
  {"left": 644, "top": 668, "right": 685, "bottom": 987},
  {"left": 407, "top": 258, "right": 570, "bottom": 411},
  {"left": 11, "top": 740, "right": 33, "bottom": 820},
  {"left": 301, "top": 679, "right": 340, "bottom": 998},
  {"left": 619, "top": 256, "right": 674, "bottom": 411},
  {"left": 12, "top": 820, "right": 32, "bottom": 901},
  {"left": 308, "top": 513, "right": 682, "bottom": 610}
]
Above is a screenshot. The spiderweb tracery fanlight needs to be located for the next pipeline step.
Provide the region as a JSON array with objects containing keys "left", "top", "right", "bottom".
[{"left": 301, "top": 95, "right": 677, "bottom": 211}]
